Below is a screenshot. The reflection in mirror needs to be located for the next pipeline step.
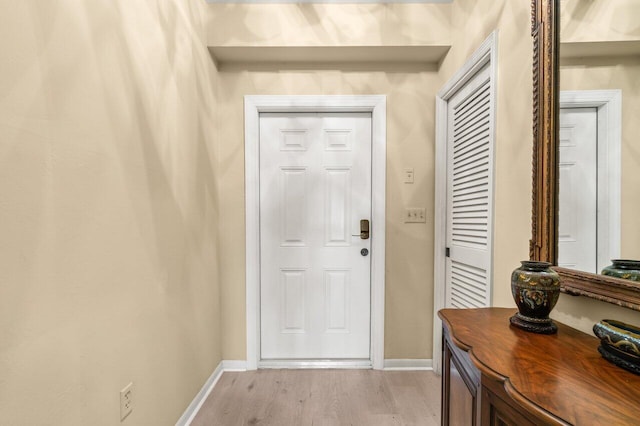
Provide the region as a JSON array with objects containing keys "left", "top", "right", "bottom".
[{"left": 559, "top": 0, "right": 640, "bottom": 276}]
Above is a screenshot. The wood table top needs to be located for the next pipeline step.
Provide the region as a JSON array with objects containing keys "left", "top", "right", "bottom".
[{"left": 439, "top": 308, "right": 640, "bottom": 425}]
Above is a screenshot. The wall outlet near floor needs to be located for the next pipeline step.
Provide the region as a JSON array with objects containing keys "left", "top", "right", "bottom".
[
  {"left": 120, "top": 382, "right": 134, "bottom": 421},
  {"left": 404, "top": 208, "right": 426, "bottom": 223}
]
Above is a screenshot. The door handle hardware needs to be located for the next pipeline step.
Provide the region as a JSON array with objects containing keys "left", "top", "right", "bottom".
[
  {"left": 351, "top": 220, "right": 370, "bottom": 239},
  {"left": 359, "top": 219, "right": 370, "bottom": 240}
]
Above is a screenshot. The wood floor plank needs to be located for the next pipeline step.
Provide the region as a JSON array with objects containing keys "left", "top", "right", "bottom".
[{"left": 191, "top": 370, "right": 441, "bottom": 426}]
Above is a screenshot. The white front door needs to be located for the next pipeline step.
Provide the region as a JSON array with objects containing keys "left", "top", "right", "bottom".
[
  {"left": 558, "top": 107, "right": 598, "bottom": 272},
  {"left": 259, "top": 112, "right": 372, "bottom": 360}
]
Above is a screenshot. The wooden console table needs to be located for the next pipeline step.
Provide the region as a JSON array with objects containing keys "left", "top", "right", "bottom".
[{"left": 439, "top": 308, "right": 640, "bottom": 425}]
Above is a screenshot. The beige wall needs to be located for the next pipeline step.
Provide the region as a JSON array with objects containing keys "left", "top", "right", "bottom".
[
  {"left": 207, "top": 4, "right": 451, "bottom": 47},
  {"left": 0, "top": 1, "right": 221, "bottom": 424},
  {"left": 562, "top": 0, "right": 640, "bottom": 42},
  {"left": 208, "top": 3, "right": 449, "bottom": 360}
]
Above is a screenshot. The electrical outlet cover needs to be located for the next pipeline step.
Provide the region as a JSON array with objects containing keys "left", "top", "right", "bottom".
[{"left": 120, "top": 382, "right": 134, "bottom": 421}]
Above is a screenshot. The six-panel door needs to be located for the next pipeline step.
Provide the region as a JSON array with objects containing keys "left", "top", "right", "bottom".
[{"left": 259, "top": 112, "right": 372, "bottom": 360}]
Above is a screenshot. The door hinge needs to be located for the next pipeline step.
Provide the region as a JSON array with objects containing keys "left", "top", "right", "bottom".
[{"left": 445, "top": 247, "right": 450, "bottom": 258}]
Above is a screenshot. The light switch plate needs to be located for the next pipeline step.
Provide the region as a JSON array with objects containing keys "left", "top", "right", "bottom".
[
  {"left": 403, "top": 168, "right": 414, "bottom": 184},
  {"left": 404, "top": 208, "right": 426, "bottom": 223}
]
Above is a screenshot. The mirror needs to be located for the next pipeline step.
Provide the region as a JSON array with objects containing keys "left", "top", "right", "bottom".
[
  {"left": 558, "top": 0, "right": 640, "bottom": 274},
  {"left": 531, "top": 0, "right": 640, "bottom": 310}
]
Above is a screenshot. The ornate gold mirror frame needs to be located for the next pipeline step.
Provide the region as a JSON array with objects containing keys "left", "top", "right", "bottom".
[{"left": 530, "top": 0, "right": 640, "bottom": 311}]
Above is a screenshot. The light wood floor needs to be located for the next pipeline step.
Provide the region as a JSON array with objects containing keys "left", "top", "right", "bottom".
[{"left": 191, "top": 369, "right": 441, "bottom": 426}]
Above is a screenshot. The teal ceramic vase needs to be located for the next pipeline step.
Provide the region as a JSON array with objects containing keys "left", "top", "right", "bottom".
[
  {"left": 509, "top": 260, "right": 561, "bottom": 334},
  {"left": 601, "top": 259, "right": 640, "bottom": 282}
]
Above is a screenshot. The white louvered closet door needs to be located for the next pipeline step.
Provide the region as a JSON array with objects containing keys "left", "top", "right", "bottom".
[{"left": 445, "top": 63, "right": 494, "bottom": 309}]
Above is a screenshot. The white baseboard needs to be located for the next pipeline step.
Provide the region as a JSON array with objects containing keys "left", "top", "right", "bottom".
[
  {"left": 222, "top": 360, "right": 248, "bottom": 371},
  {"left": 175, "top": 361, "right": 247, "bottom": 426},
  {"left": 383, "top": 359, "right": 433, "bottom": 371},
  {"left": 175, "top": 362, "right": 224, "bottom": 426}
]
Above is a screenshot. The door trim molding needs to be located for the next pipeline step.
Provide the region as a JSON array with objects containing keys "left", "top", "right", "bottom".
[
  {"left": 258, "top": 360, "right": 373, "bottom": 369},
  {"left": 433, "top": 31, "right": 498, "bottom": 375},
  {"left": 244, "top": 95, "right": 387, "bottom": 370},
  {"left": 560, "top": 90, "right": 622, "bottom": 270}
]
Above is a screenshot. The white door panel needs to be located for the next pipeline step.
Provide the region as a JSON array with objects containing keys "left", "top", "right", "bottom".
[
  {"left": 260, "top": 112, "right": 372, "bottom": 360},
  {"left": 558, "top": 108, "right": 598, "bottom": 272}
]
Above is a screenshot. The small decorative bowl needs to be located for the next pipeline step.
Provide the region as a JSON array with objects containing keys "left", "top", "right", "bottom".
[{"left": 593, "top": 319, "right": 640, "bottom": 375}]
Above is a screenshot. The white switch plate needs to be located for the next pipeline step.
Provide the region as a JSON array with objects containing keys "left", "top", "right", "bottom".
[
  {"left": 120, "top": 382, "right": 134, "bottom": 421},
  {"left": 404, "top": 208, "right": 426, "bottom": 223},
  {"left": 403, "top": 168, "right": 414, "bottom": 184}
]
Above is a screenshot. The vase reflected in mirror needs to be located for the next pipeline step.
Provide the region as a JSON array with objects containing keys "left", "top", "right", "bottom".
[{"left": 601, "top": 260, "right": 640, "bottom": 282}]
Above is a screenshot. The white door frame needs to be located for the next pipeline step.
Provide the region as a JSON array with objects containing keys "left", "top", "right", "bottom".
[
  {"left": 244, "top": 95, "right": 387, "bottom": 370},
  {"left": 560, "top": 90, "right": 622, "bottom": 270},
  {"left": 433, "top": 32, "right": 498, "bottom": 375}
]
